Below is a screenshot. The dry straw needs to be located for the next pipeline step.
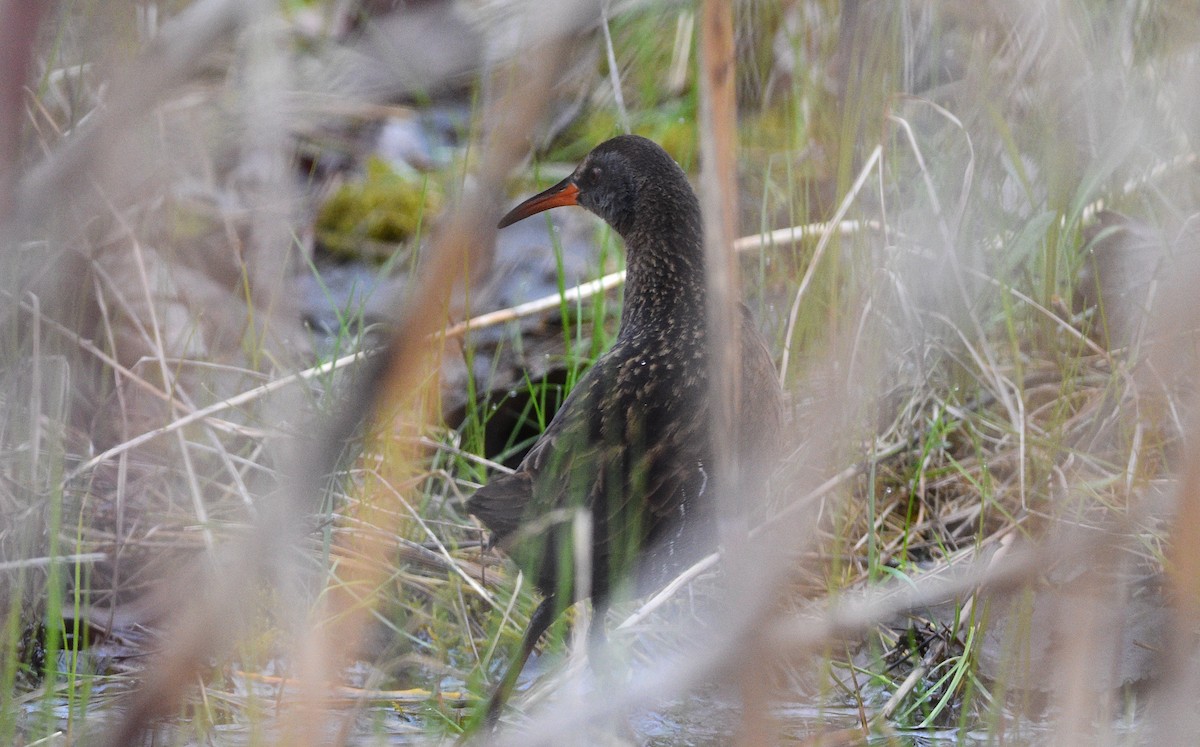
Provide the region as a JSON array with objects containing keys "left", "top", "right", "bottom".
[{"left": 1, "top": 0, "right": 1199, "bottom": 745}]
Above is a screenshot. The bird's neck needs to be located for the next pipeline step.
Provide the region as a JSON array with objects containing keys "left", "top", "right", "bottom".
[{"left": 617, "top": 203, "right": 708, "bottom": 339}]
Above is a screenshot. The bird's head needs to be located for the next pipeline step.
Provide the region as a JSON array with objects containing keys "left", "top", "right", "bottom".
[{"left": 498, "top": 135, "right": 688, "bottom": 238}]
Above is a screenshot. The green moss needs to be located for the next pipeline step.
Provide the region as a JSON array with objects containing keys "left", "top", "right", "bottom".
[
  {"left": 165, "top": 200, "right": 223, "bottom": 243},
  {"left": 540, "top": 3, "right": 701, "bottom": 171},
  {"left": 643, "top": 99, "right": 698, "bottom": 169},
  {"left": 315, "top": 158, "right": 441, "bottom": 259},
  {"left": 545, "top": 100, "right": 698, "bottom": 173}
]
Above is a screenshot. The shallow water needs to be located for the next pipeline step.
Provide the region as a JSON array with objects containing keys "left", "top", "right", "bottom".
[{"left": 19, "top": 665, "right": 1061, "bottom": 746}]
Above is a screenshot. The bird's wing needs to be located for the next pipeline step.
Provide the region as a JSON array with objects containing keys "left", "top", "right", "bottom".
[
  {"left": 465, "top": 369, "right": 605, "bottom": 547},
  {"left": 552, "top": 347, "right": 711, "bottom": 554},
  {"left": 465, "top": 470, "right": 533, "bottom": 546},
  {"left": 469, "top": 342, "right": 711, "bottom": 568}
]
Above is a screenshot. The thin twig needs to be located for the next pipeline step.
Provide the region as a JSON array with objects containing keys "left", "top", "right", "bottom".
[
  {"left": 780, "top": 145, "right": 883, "bottom": 386},
  {"left": 64, "top": 349, "right": 370, "bottom": 483},
  {"left": 0, "top": 553, "right": 108, "bottom": 572},
  {"left": 443, "top": 220, "right": 881, "bottom": 341},
  {"left": 600, "top": 1, "right": 630, "bottom": 133}
]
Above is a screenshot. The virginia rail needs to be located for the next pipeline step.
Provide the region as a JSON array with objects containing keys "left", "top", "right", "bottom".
[{"left": 469, "top": 134, "right": 783, "bottom": 727}]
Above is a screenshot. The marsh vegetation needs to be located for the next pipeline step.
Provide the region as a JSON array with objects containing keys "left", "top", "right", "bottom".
[{"left": 1, "top": 1, "right": 1199, "bottom": 744}]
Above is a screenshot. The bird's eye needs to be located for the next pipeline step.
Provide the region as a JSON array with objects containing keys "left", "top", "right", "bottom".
[{"left": 590, "top": 166, "right": 603, "bottom": 179}]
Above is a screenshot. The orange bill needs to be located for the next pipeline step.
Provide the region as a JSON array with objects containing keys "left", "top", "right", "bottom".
[{"left": 497, "top": 178, "right": 581, "bottom": 228}]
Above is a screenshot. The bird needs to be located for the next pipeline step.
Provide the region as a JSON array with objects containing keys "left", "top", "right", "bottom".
[{"left": 468, "top": 134, "right": 784, "bottom": 727}]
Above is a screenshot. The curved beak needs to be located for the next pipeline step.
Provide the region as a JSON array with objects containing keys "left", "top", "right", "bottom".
[{"left": 497, "top": 176, "right": 580, "bottom": 228}]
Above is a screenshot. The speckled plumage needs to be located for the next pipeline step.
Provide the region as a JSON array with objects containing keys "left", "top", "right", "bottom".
[{"left": 469, "top": 135, "right": 783, "bottom": 726}]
